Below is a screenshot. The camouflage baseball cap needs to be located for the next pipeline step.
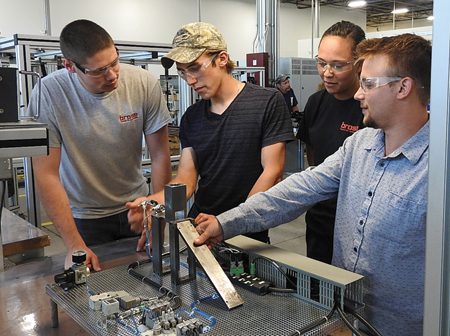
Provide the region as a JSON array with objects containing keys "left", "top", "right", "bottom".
[{"left": 161, "top": 22, "right": 227, "bottom": 69}]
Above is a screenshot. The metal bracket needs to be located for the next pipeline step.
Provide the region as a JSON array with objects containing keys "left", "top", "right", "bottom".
[{"left": 177, "top": 219, "right": 244, "bottom": 310}]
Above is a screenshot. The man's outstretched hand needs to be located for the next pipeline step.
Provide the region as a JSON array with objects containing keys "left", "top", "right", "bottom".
[{"left": 194, "top": 213, "right": 225, "bottom": 249}]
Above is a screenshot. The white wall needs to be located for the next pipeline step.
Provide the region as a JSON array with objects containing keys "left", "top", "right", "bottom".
[
  {"left": 366, "top": 25, "right": 432, "bottom": 40},
  {"left": 366, "top": 18, "right": 432, "bottom": 32},
  {"left": 0, "top": 0, "right": 45, "bottom": 36},
  {"left": 296, "top": 7, "right": 366, "bottom": 58},
  {"left": 49, "top": 0, "right": 199, "bottom": 43},
  {"left": 0, "top": 0, "right": 365, "bottom": 65}
]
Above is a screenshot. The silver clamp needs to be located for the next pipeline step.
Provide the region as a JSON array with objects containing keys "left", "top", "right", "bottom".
[{"left": 139, "top": 200, "right": 165, "bottom": 218}]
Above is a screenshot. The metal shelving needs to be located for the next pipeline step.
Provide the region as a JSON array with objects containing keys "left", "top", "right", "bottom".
[{"left": 0, "top": 34, "right": 172, "bottom": 226}]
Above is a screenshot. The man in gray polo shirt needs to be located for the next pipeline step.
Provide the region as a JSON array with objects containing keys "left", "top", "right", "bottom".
[{"left": 30, "top": 19, "right": 171, "bottom": 271}]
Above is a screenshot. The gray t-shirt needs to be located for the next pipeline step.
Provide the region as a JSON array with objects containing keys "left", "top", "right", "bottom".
[{"left": 30, "top": 63, "right": 171, "bottom": 218}]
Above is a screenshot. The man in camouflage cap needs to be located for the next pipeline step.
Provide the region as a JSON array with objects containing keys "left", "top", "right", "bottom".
[
  {"left": 128, "top": 22, "right": 294, "bottom": 245},
  {"left": 161, "top": 22, "right": 227, "bottom": 69}
]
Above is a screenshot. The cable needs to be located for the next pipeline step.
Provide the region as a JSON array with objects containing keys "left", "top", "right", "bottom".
[
  {"left": 189, "top": 294, "right": 219, "bottom": 333},
  {"left": 127, "top": 259, "right": 184, "bottom": 311},
  {"left": 343, "top": 303, "right": 383, "bottom": 336},
  {"left": 336, "top": 303, "right": 363, "bottom": 336},
  {"left": 289, "top": 297, "right": 379, "bottom": 336},
  {"left": 216, "top": 245, "right": 241, "bottom": 254},
  {"left": 252, "top": 256, "right": 297, "bottom": 289},
  {"left": 130, "top": 314, "right": 140, "bottom": 335},
  {"left": 159, "top": 286, "right": 183, "bottom": 311},
  {"left": 268, "top": 287, "right": 296, "bottom": 294},
  {"left": 116, "top": 316, "right": 140, "bottom": 335},
  {"left": 288, "top": 300, "right": 338, "bottom": 336},
  {"left": 127, "top": 259, "right": 165, "bottom": 290},
  {"left": 190, "top": 293, "right": 220, "bottom": 309},
  {"left": 140, "top": 202, "right": 152, "bottom": 258}
]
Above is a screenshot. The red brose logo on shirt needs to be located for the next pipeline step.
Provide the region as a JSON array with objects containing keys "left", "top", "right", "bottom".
[
  {"left": 340, "top": 121, "right": 359, "bottom": 133},
  {"left": 119, "top": 113, "right": 138, "bottom": 123}
]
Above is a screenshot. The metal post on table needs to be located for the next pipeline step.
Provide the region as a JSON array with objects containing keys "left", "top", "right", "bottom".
[{"left": 165, "top": 183, "right": 196, "bottom": 287}]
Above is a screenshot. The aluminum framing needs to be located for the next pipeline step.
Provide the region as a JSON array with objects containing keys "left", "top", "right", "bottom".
[
  {"left": 0, "top": 34, "right": 171, "bottom": 226},
  {"left": 424, "top": 0, "right": 450, "bottom": 334}
]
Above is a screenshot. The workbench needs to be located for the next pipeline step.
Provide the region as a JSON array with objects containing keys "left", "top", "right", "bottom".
[
  {"left": 1, "top": 207, "right": 50, "bottom": 265},
  {"left": 0, "top": 236, "right": 352, "bottom": 335},
  {"left": 45, "top": 245, "right": 353, "bottom": 335}
]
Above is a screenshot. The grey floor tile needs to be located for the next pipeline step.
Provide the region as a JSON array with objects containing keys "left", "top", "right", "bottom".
[{"left": 270, "top": 214, "right": 307, "bottom": 256}]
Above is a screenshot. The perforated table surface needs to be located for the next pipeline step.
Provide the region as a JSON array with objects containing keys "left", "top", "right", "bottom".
[{"left": 46, "top": 260, "right": 347, "bottom": 336}]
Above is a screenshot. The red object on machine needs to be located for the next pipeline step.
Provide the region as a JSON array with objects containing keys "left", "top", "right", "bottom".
[{"left": 246, "top": 52, "right": 269, "bottom": 87}]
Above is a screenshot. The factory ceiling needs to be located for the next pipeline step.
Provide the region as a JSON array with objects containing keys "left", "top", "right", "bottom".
[{"left": 281, "top": 0, "right": 434, "bottom": 28}]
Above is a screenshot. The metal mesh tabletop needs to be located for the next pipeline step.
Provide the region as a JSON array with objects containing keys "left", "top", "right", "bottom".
[{"left": 46, "top": 260, "right": 346, "bottom": 336}]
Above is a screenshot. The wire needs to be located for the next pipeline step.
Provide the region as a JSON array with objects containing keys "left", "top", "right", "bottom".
[
  {"left": 141, "top": 203, "right": 152, "bottom": 258},
  {"left": 129, "top": 314, "right": 140, "bottom": 335},
  {"left": 116, "top": 316, "right": 141, "bottom": 335},
  {"left": 268, "top": 287, "right": 296, "bottom": 294},
  {"left": 288, "top": 300, "right": 338, "bottom": 336},
  {"left": 127, "top": 259, "right": 185, "bottom": 312},
  {"left": 336, "top": 304, "right": 363, "bottom": 336},
  {"left": 289, "top": 296, "right": 379, "bottom": 336},
  {"left": 252, "top": 256, "right": 298, "bottom": 289},
  {"left": 190, "top": 293, "right": 220, "bottom": 309},
  {"left": 158, "top": 286, "right": 182, "bottom": 310},
  {"left": 127, "top": 259, "right": 165, "bottom": 289},
  {"left": 216, "top": 245, "right": 241, "bottom": 254},
  {"left": 344, "top": 304, "right": 383, "bottom": 336},
  {"left": 189, "top": 294, "right": 219, "bottom": 333}
]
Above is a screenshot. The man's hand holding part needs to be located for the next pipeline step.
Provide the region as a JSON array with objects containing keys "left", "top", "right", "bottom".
[
  {"left": 126, "top": 197, "right": 157, "bottom": 233},
  {"left": 127, "top": 198, "right": 163, "bottom": 252},
  {"left": 65, "top": 245, "right": 101, "bottom": 272}
]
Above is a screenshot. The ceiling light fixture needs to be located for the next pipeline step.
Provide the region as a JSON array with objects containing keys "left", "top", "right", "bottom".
[
  {"left": 348, "top": 1, "right": 367, "bottom": 8},
  {"left": 391, "top": 8, "right": 409, "bottom": 14}
]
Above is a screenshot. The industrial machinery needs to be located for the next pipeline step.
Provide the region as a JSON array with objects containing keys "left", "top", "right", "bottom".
[
  {"left": 0, "top": 66, "right": 49, "bottom": 271},
  {"left": 278, "top": 57, "right": 322, "bottom": 174},
  {"left": 278, "top": 57, "right": 322, "bottom": 111},
  {"left": 246, "top": 52, "right": 269, "bottom": 87},
  {"left": 45, "top": 183, "right": 371, "bottom": 336},
  {"left": 0, "top": 34, "right": 172, "bottom": 226}
]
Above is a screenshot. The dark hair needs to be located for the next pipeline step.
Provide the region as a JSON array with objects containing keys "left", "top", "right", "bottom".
[
  {"left": 60, "top": 19, "right": 114, "bottom": 64},
  {"left": 356, "top": 34, "right": 431, "bottom": 105},
  {"left": 320, "top": 21, "right": 366, "bottom": 56},
  {"left": 205, "top": 50, "right": 236, "bottom": 74}
]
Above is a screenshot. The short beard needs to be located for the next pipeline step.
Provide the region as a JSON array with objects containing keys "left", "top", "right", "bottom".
[{"left": 363, "top": 116, "right": 379, "bottom": 129}]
